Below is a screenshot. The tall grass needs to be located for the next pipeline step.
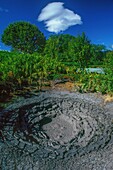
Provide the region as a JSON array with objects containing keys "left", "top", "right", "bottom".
[
  {"left": 0, "top": 51, "right": 67, "bottom": 89},
  {"left": 0, "top": 51, "right": 113, "bottom": 95}
]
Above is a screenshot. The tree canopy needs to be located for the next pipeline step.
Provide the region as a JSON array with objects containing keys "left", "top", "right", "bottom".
[
  {"left": 44, "top": 34, "right": 76, "bottom": 61},
  {"left": 1, "top": 21, "right": 46, "bottom": 53},
  {"left": 68, "top": 33, "right": 91, "bottom": 67},
  {"left": 44, "top": 32, "right": 107, "bottom": 68}
]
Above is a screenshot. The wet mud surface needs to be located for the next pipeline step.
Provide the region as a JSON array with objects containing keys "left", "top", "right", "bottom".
[{"left": 0, "top": 91, "right": 113, "bottom": 170}]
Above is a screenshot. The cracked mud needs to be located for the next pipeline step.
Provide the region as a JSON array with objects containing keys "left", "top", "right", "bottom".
[{"left": 0, "top": 91, "right": 113, "bottom": 170}]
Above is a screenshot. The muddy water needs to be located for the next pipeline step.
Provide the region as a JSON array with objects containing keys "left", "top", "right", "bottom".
[{"left": 0, "top": 91, "right": 113, "bottom": 170}]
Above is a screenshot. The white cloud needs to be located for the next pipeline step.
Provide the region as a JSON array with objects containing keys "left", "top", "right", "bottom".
[
  {"left": 0, "top": 7, "right": 8, "bottom": 12},
  {"left": 111, "top": 44, "right": 113, "bottom": 49},
  {"left": 38, "top": 2, "right": 82, "bottom": 33}
]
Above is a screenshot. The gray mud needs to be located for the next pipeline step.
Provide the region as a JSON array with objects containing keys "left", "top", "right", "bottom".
[{"left": 0, "top": 91, "right": 113, "bottom": 170}]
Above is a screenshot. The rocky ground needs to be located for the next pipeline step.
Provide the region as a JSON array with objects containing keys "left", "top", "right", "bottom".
[{"left": 0, "top": 90, "right": 113, "bottom": 170}]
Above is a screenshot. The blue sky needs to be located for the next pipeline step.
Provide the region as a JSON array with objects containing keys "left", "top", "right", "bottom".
[{"left": 0, "top": 0, "right": 113, "bottom": 51}]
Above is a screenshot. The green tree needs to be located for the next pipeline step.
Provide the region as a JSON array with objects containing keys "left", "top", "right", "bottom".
[
  {"left": 44, "top": 34, "right": 75, "bottom": 61},
  {"left": 1, "top": 21, "right": 46, "bottom": 53},
  {"left": 104, "top": 51, "right": 113, "bottom": 70},
  {"left": 68, "top": 32, "right": 92, "bottom": 68},
  {"left": 89, "top": 44, "right": 106, "bottom": 66}
]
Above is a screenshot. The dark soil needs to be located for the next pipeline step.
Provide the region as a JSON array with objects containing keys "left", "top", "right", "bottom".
[{"left": 0, "top": 91, "right": 113, "bottom": 170}]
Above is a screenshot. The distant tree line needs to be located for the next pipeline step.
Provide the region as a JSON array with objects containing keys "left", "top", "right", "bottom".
[{"left": 1, "top": 21, "right": 111, "bottom": 68}]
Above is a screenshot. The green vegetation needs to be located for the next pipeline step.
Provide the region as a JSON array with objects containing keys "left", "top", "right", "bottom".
[
  {"left": 1, "top": 21, "right": 46, "bottom": 53},
  {"left": 0, "top": 51, "right": 62, "bottom": 84},
  {"left": 78, "top": 51, "right": 113, "bottom": 94},
  {"left": 0, "top": 21, "right": 113, "bottom": 98}
]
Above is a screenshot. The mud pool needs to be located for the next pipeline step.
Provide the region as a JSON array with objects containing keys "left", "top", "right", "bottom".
[{"left": 1, "top": 91, "right": 113, "bottom": 170}]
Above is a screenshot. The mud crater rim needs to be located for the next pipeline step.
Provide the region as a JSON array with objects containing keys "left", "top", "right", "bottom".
[{"left": 1, "top": 92, "right": 113, "bottom": 159}]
